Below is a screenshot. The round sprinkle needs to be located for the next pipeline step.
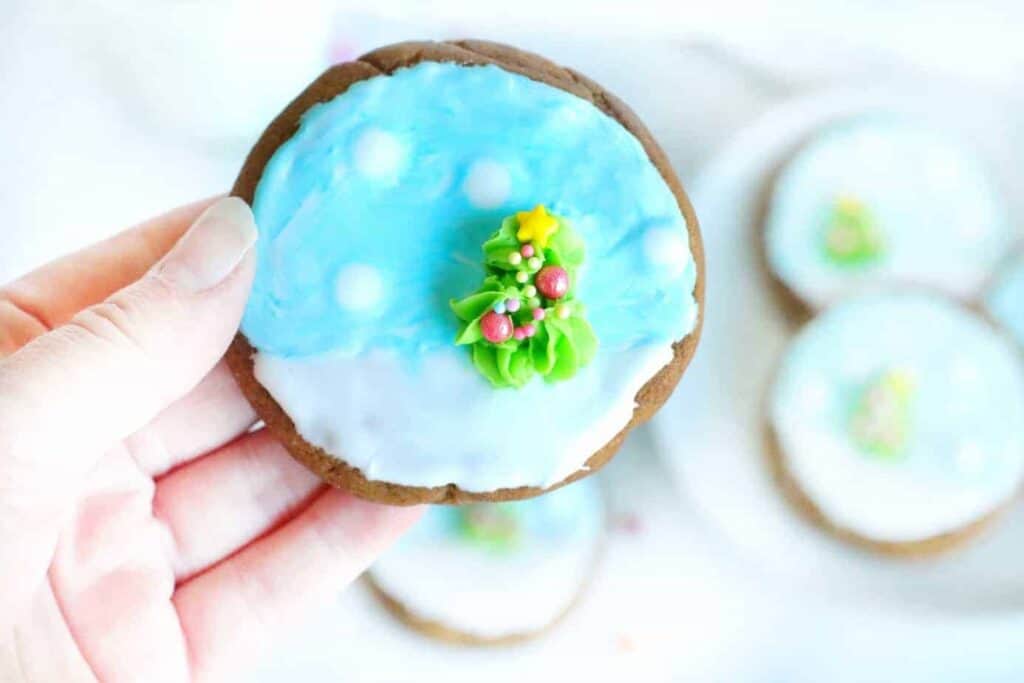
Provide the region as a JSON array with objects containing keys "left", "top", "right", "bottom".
[
  {"left": 523, "top": 284, "right": 537, "bottom": 297},
  {"left": 513, "top": 327, "right": 527, "bottom": 341},
  {"left": 521, "top": 244, "right": 535, "bottom": 258},
  {"left": 532, "top": 307, "right": 546, "bottom": 320},
  {"left": 536, "top": 265, "right": 570, "bottom": 300},
  {"left": 493, "top": 301, "right": 507, "bottom": 314},
  {"left": 523, "top": 323, "right": 537, "bottom": 337},
  {"left": 506, "top": 298, "right": 521, "bottom": 313},
  {"left": 527, "top": 256, "right": 542, "bottom": 270},
  {"left": 508, "top": 252, "right": 523, "bottom": 265},
  {"left": 480, "top": 311, "right": 514, "bottom": 343},
  {"left": 515, "top": 271, "right": 529, "bottom": 284},
  {"left": 527, "top": 296, "right": 541, "bottom": 308},
  {"left": 556, "top": 304, "right": 571, "bottom": 319}
]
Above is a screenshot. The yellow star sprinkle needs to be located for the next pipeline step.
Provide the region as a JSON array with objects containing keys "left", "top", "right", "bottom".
[{"left": 515, "top": 204, "right": 560, "bottom": 249}]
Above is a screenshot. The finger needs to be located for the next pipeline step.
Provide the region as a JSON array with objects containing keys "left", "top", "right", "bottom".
[
  {"left": 153, "top": 430, "right": 322, "bottom": 581},
  {"left": 0, "top": 197, "right": 256, "bottom": 631},
  {"left": 0, "top": 579, "right": 95, "bottom": 682},
  {"left": 173, "top": 491, "right": 421, "bottom": 681},
  {"left": 49, "top": 447, "right": 190, "bottom": 683},
  {"left": 126, "top": 360, "right": 257, "bottom": 478},
  {"left": 0, "top": 198, "right": 217, "bottom": 357}
]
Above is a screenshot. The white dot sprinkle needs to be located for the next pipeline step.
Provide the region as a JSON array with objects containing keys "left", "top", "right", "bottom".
[
  {"left": 353, "top": 129, "right": 404, "bottom": 180},
  {"left": 336, "top": 264, "right": 384, "bottom": 313},
  {"left": 643, "top": 226, "right": 689, "bottom": 273},
  {"left": 463, "top": 160, "right": 511, "bottom": 208}
]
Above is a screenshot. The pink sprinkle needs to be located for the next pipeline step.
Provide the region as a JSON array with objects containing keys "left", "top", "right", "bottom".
[
  {"left": 523, "top": 323, "right": 536, "bottom": 337},
  {"left": 536, "top": 265, "right": 569, "bottom": 300},
  {"left": 480, "top": 311, "right": 514, "bottom": 343},
  {"left": 513, "top": 327, "right": 527, "bottom": 341},
  {"left": 505, "top": 298, "right": 521, "bottom": 313},
  {"left": 520, "top": 243, "right": 535, "bottom": 258},
  {"left": 532, "top": 307, "right": 546, "bottom": 320}
]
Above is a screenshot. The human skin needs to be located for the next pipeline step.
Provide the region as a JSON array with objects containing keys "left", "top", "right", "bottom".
[{"left": 0, "top": 197, "right": 421, "bottom": 682}]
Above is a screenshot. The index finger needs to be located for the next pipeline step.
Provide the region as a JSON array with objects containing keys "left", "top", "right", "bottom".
[{"left": 0, "top": 197, "right": 218, "bottom": 356}]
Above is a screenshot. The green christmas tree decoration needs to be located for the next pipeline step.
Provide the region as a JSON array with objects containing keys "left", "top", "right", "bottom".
[
  {"left": 823, "top": 195, "right": 884, "bottom": 267},
  {"left": 849, "top": 369, "right": 915, "bottom": 460},
  {"left": 450, "top": 205, "right": 598, "bottom": 389},
  {"left": 455, "top": 503, "right": 522, "bottom": 551}
]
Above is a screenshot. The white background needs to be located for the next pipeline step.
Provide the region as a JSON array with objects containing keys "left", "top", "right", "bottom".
[{"left": 3, "top": 2, "right": 1024, "bottom": 681}]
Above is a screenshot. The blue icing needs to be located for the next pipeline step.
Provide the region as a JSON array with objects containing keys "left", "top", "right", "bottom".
[
  {"left": 400, "top": 477, "right": 603, "bottom": 549},
  {"left": 242, "top": 62, "right": 695, "bottom": 360},
  {"left": 765, "top": 116, "right": 1011, "bottom": 308},
  {"left": 986, "top": 252, "right": 1024, "bottom": 347}
]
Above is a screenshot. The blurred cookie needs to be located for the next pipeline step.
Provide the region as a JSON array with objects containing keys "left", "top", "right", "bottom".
[
  {"left": 226, "top": 40, "right": 703, "bottom": 504},
  {"left": 367, "top": 478, "right": 604, "bottom": 644},
  {"left": 763, "top": 117, "right": 1012, "bottom": 318},
  {"left": 985, "top": 250, "right": 1024, "bottom": 348},
  {"left": 767, "top": 290, "right": 1024, "bottom": 555}
]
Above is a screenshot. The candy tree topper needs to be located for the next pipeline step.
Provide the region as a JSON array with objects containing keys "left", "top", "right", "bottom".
[{"left": 451, "top": 204, "right": 598, "bottom": 388}]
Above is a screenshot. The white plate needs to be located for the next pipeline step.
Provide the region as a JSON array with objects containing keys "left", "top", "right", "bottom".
[{"left": 651, "top": 80, "right": 1024, "bottom": 615}]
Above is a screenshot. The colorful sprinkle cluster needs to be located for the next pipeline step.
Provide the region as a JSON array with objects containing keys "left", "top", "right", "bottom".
[
  {"left": 454, "top": 503, "right": 522, "bottom": 551},
  {"left": 451, "top": 205, "right": 598, "bottom": 388},
  {"left": 823, "top": 195, "right": 884, "bottom": 267},
  {"left": 849, "top": 369, "right": 915, "bottom": 460}
]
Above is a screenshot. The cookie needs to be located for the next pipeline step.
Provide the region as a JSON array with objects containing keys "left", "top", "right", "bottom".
[
  {"left": 984, "top": 249, "right": 1024, "bottom": 348},
  {"left": 766, "top": 290, "right": 1024, "bottom": 556},
  {"left": 367, "top": 477, "right": 604, "bottom": 644},
  {"left": 762, "top": 116, "right": 1012, "bottom": 318},
  {"left": 226, "top": 40, "right": 704, "bottom": 504}
]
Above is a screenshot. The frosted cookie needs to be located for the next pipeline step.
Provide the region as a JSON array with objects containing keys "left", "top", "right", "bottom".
[
  {"left": 763, "top": 117, "right": 1012, "bottom": 317},
  {"left": 367, "top": 478, "right": 603, "bottom": 644},
  {"left": 226, "top": 40, "right": 704, "bottom": 504},
  {"left": 767, "top": 291, "right": 1024, "bottom": 555},
  {"left": 985, "top": 251, "right": 1024, "bottom": 348}
]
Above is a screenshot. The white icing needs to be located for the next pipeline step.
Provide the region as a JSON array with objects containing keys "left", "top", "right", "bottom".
[
  {"left": 334, "top": 264, "right": 384, "bottom": 313},
  {"left": 353, "top": 128, "right": 404, "bottom": 180},
  {"left": 770, "top": 291, "right": 1024, "bottom": 542},
  {"left": 254, "top": 343, "right": 673, "bottom": 491},
  {"left": 462, "top": 159, "right": 511, "bottom": 209},
  {"left": 370, "top": 483, "right": 603, "bottom": 639}
]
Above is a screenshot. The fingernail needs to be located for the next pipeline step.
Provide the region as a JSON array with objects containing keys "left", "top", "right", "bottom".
[{"left": 156, "top": 197, "right": 257, "bottom": 293}]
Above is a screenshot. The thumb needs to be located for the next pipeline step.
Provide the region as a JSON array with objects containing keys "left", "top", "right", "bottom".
[{"left": 0, "top": 197, "right": 257, "bottom": 626}]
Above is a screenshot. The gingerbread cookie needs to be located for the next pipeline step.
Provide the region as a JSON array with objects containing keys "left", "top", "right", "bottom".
[
  {"left": 226, "top": 41, "right": 703, "bottom": 504},
  {"left": 763, "top": 116, "right": 1012, "bottom": 317},
  {"left": 367, "top": 478, "right": 604, "bottom": 644},
  {"left": 767, "top": 290, "right": 1024, "bottom": 555}
]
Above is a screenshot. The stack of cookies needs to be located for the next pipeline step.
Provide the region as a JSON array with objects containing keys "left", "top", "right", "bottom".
[{"left": 760, "top": 116, "right": 1024, "bottom": 556}]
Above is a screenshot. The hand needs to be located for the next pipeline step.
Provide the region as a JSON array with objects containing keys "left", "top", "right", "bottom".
[{"left": 0, "top": 198, "right": 421, "bottom": 682}]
